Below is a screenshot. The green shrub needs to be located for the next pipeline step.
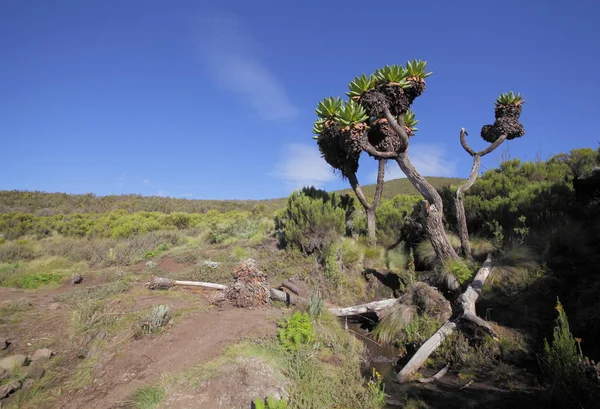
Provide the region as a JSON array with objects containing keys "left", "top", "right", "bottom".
[
  {"left": 339, "top": 238, "right": 362, "bottom": 268},
  {"left": 5, "top": 272, "right": 64, "bottom": 289},
  {"left": 375, "top": 195, "right": 421, "bottom": 249},
  {"left": 275, "top": 189, "right": 345, "bottom": 255},
  {"left": 253, "top": 396, "right": 288, "bottom": 409},
  {"left": 0, "top": 241, "right": 38, "bottom": 262},
  {"left": 323, "top": 243, "right": 342, "bottom": 285},
  {"left": 277, "top": 312, "right": 316, "bottom": 351}
]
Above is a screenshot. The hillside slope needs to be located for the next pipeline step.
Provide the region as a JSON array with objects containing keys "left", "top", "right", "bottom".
[{"left": 0, "top": 177, "right": 463, "bottom": 214}]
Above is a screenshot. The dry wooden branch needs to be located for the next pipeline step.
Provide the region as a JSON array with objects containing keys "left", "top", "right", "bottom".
[
  {"left": 417, "top": 364, "right": 450, "bottom": 383},
  {"left": 145, "top": 276, "right": 228, "bottom": 290},
  {"left": 278, "top": 280, "right": 301, "bottom": 296},
  {"left": 397, "top": 255, "right": 496, "bottom": 382},
  {"left": 145, "top": 275, "right": 398, "bottom": 318}
]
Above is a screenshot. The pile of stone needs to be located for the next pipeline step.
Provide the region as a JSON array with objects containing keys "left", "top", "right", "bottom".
[
  {"left": 224, "top": 259, "right": 271, "bottom": 308},
  {"left": 0, "top": 340, "right": 54, "bottom": 403}
]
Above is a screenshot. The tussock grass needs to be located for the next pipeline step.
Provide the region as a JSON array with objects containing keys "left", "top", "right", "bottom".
[
  {"left": 372, "top": 303, "right": 416, "bottom": 345},
  {"left": 129, "top": 385, "right": 165, "bottom": 409},
  {"left": 488, "top": 243, "right": 543, "bottom": 294},
  {"left": 415, "top": 233, "right": 461, "bottom": 267}
]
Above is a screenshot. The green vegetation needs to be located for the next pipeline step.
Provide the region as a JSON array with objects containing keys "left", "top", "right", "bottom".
[
  {"left": 542, "top": 299, "right": 600, "bottom": 407},
  {"left": 253, "top": 396, "right": 289, "bottom": 409},
  {"left": 275, "top": 188, "right": 347, "bottom": 255},
  {"left": 130, "top": 385, "right": 165, "bottom": 409},
  {"left": 277, "top": 312, "right": 316, "bottom": 352}
]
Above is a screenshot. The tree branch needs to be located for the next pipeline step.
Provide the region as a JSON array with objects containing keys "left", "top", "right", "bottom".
[
  {"left": 460, "top": 128, "right": 476, "bottom": 156},
  {"left": 383, "top": 107, "right": 410, "bottom": 148},
  {"left": 362, "top": 142, "right": 399, "bottom": 159},
  {"left": 372, "top": 159, "right": 386, "bottom": 208},
  {"left": 346, "top": 171, "right": 371, "bottom": 210},
  {"left": 397, "top": 255, "right": 497, "bottom": 382},
  {"left": 477, "top": 133, "right": 508, "bottom": 157}
]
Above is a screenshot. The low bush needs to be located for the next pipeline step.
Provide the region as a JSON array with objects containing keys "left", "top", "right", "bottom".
[{"left": 277, "top": 312, "right": 316, "bottom": 352}]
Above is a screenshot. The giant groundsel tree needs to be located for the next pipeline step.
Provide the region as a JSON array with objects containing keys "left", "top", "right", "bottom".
[
  {"left": 313, "top": 60, "right": 526, "bottom": 284},
  {"left": 313, "top": 60, "right": 458, "bottom": 265}
]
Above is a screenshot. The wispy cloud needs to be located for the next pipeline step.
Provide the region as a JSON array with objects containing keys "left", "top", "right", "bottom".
[
  {"left": 272, "top": 143, "right": 336, "bottom": 190},
  {"left": 371, "top": 144, "right": 459, "bottom": 181},
  {"left": 142, "top": 179, "right": 150, "bottom": 185},
  {"left": 156, "top": 190, "right": 170, "bottom": 197},
  {"left": 196, "top": 14, "right": 299, "bottom": 123}
]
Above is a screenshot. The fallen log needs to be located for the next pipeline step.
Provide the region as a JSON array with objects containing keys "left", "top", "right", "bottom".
[
  {"left": 397, "top": 254, "right": 495, "bottom": 382},
  {"left": 145, "top": 276, "right": 228, "bottom": 290},
  {"left": 328, "top": 298, "right": 397, "bottom": 318},
  {"left": 145, "top": 275, "right": 398, "bottom": 318}
]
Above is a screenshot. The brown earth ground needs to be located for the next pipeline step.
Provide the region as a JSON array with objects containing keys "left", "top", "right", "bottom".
[{"left": 0, "top": 257, "right": 285, "bottom": 409}]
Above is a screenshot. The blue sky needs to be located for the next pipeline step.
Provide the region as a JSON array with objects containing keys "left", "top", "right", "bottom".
[{"left": 1, "top": 0, "right": 599, "bottom": 200}]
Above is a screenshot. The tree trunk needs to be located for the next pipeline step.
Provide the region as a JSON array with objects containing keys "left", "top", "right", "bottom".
[
  {"left": 346, "top": 160, "right": 385, "bottom": 245},
  {"left": 365, "top": 207, "right": 376, "bottom": 244},
  {"left": 455, "top": 155, "right": 481, "bottom": 258},
  {"left": 397, "top": 255, "right": 496, "bottom": 382},
  {"left": 395, "top": 152, "right": 459, "bottom": 263}
]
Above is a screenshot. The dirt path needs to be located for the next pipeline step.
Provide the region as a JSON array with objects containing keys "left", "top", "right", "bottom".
[
  {"left": 62, "top": 306, "right": 283, "bottom": 409},
  {"left": 1, "top": 277, "right": 284, "bottom": 409}
]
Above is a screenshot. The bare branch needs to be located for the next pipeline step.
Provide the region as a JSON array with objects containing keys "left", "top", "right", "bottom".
[
  {"left": 477, "top": 133, "right": 508, "bottom": 156},
  {"left": 460, "top": 128, "right": 476, "bottom": 156},
  {"left": 362, "top": 142, "right": 399, "bottom": 159}
]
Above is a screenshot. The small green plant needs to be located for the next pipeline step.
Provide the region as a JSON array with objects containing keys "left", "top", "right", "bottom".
[
  {"left": 542, "top": 298, "right": 600, "bottom": 406},
  {"left": 130, "top": 385, "right": 165, "bottom": 409},
  {"left": 486, "top": 220, "right": 504, "bottom": 249},
  {"left": 513, "top": 215, "right": 529, "bottom": 244},
  {"left": 277, "top": 312, "right": 316, "bottom": 351},
  {"left": 253, "top": 396, "right": 289, "bottom": 409},
  {"left": 366, "top": 368, "right": 386, "bottom": 405}
]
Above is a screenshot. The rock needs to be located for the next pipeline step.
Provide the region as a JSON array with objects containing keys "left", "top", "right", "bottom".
[
  {"left": 0, "top": 355, "right": 27, "bottom": 373},
  {"left": 24, "top": 362, "right": 45, "bottom": 380},
  {"left": 0, "top": 337, "right": 9, "bottom": 350},
  {"left": 22, "top": 378, "right": 35, "bottom": 390},
  {"left": 29, "top": 348, "right": 53, "bottom": 362},
  {"left": 0, "top": 368, "right": 7, "bottom": 382},
  {"left": 71, "top": 273, "right": 84, "bottom": 285},
  {"left": 47, "top": 302, "right": 61, "bottom": 310},
  {"left": 146, "top": 261, "right": 157, "bottom": 269},
  {"left": 0, "top": 380, "right": 21, "bottom": 399}
]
